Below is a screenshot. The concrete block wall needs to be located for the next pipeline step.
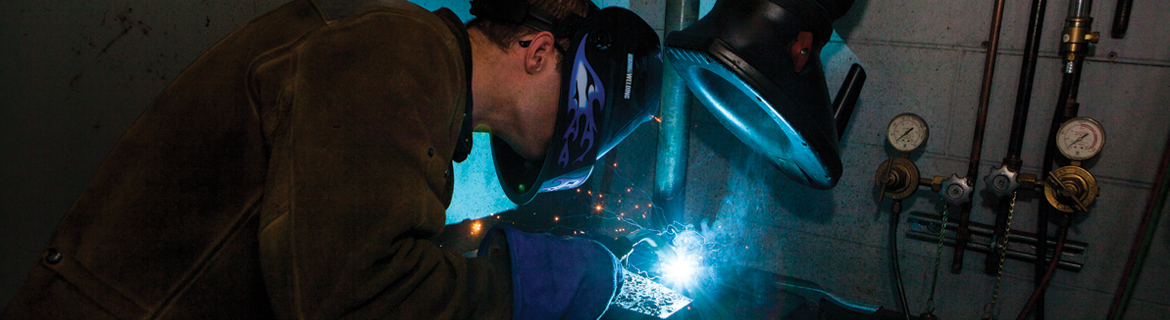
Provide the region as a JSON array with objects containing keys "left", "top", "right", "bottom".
[
  {"left": 2, "top": 0, "right": 1168, "bottom": 319},
  {"left": 649, "top": 0, "right": 1170, "bottom": 318},
  {"left": 600, "top": 0, "right": 1170, "bottom": 318}
]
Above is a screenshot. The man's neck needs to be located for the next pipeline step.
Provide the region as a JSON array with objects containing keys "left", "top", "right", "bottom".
[{"left": 467, "top": 28, "right": 513, "bottom": 134}]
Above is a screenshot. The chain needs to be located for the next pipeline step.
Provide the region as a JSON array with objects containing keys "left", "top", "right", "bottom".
[
  {"left": 983, "top": 192, "right": 1018, "bottom": 319},
  {"left": 925, "top": 207, "right": 949, "bottom": 313}
]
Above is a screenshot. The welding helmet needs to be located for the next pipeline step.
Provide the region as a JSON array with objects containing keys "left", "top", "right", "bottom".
[
  {"left": 471, "top": 0, "right": 663, "bottom": 204},
  {"left": 664, "top": 0, "right": 854, "bottom": 189}
]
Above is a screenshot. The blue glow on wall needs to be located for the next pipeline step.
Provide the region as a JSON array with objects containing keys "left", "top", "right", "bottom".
[{"left": 446, "top": 133, "right": 516, "bottom": 224}]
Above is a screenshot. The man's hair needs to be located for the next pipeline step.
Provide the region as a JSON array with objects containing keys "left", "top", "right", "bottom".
[{"left": 467, "top": 0, "right": 592, "bottom": 53}]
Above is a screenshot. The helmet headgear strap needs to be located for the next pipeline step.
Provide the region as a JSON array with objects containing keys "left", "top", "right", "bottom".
[{"left": 469, "top": 0, "right": 597, "bottom": 39}]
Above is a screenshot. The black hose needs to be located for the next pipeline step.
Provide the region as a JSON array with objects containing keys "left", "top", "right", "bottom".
[
  {"left": 1035, "top": 59, "right": 1084, "bottom": 320},
  {"left": 1007, "top": 0, "right": 1049, "bottom": 316},
  {"left": 1111, "top": 0, "right": 1134, "bottom": 39},
  {"left": 890, "top": 202, "right": 911, "bottom": 320},
  {"left": 1005, "top": 0, "right": 1049, "bottom": 169}
]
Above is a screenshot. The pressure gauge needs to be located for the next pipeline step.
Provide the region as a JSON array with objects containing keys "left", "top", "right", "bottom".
[
  {"left": 1056, "top": 117, "right": 1105, "bottom": 161},
  {"left": 887, "top": 113, "right": 929, "bottom": 152}
]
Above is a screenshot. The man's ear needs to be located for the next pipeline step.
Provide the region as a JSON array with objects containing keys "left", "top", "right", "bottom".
[{"left": 523, "top": 31, "right": 558, "bottom": 74}]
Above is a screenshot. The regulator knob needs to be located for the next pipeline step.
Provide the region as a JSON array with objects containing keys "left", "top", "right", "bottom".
[
  {"left": 875, "top": 157, "right": 921, "bottom": 201},
  {"left": 1044, "top": 165, "right": 1099, "bottom": 213}
]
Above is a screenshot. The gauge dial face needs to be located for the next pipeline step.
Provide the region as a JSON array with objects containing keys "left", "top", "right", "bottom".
[
  {"left": 886, "top": 113, "right": 929, "bottom": 152},
  {"left": 1056, "top": 117, "right": 1105, "bottom": 161}
]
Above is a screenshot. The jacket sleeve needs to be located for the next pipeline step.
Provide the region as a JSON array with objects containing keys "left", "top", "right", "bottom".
[{"left": 251, "top": 5, "right": 512, "bottom": 319}]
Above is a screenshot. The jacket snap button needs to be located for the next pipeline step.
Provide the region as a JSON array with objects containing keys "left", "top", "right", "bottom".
[
  {"left": 44, "top": 249, "right": 62, "bottom": 265},
  {"left": 428, "top": 148, "right": 435, "bottom": 157}
]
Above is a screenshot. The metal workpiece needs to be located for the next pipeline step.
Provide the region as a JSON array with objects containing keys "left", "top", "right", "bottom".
[
  {"left": 940, "top": 174, "right": 973, "bottom": 207},
  {"left": 875, "top": 156, "right": 921, "bottom": 201},
  {"left": 1044, "top": 165, "right": 1100, "bottom": 213},
  {"left": 986, "top": 165, "right": 1021, "bottom": 197}
]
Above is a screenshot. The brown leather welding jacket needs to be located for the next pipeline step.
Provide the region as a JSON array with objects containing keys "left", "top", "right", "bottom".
[{"left": 1, "top": 0, "right": 513, "bottom": 318}]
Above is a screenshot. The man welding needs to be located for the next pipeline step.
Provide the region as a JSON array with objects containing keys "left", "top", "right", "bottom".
[{"left": 2, "top": 0, "right": 661, "bottom": 318}]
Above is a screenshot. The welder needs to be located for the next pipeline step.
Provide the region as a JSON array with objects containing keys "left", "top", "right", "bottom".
[{"left": 1, "top": 0, "right": 662, "bottom": 318}]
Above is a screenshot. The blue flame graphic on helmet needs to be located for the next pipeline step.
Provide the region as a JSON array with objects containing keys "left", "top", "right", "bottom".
[
  {"left": 539, "top": 167, "right": 592, "bottom": 192},
  {"left": 558, "top": 35, "right": 605, "bottom": 169}
]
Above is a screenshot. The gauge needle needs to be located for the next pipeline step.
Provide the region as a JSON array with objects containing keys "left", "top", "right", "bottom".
[
  {"left": 897, "top": 127, "right": 914, "bottom": 141},
  {"left": 1068, "top": 133, "right": 1088, "bottom": 147}
]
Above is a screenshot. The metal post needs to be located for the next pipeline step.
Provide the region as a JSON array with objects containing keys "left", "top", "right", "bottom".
[{"left": 652, "top": 0, "right": 700, "bottom": 229}]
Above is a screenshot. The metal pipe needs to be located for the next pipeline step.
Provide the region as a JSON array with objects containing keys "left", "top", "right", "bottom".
[
  {"left": 1106, "top": 127, "right": 1170, "bottom": 320},
  {"left": 1012, "top": 0, "right": 1051, "bottom": 308},
  {"left": 905, "top": 230, "right": 1083, "bottom": 272},
  {"left": 1068, "top": 0, "right": 1092, "bottom": 18},
  {"left": 952, "top": 0, "right": 1008, "bottom": 273},
  {"left": 1111, "top": 0, "right": 1134, "bottom": 39},
  {"left": 651, "top": 0, "right": 700, "bottom": 229},
  {"left": 1005, "top": 0, "right": 1050, "bottom": 170},
  {"left": 833, "top": 64, "right": 866, "bottom": 141},
  {"left": 908, "top": 214, "right": 1088, "bottom": 253}
]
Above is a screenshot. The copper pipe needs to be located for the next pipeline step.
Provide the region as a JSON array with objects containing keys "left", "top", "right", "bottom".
[{"left": 953, "top": 0, "right": 1008, "bottom": 273}]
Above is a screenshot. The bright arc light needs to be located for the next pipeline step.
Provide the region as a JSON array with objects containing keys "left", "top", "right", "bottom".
[{"left": 661, "top": 253, "right": 700, "bottom": 287}]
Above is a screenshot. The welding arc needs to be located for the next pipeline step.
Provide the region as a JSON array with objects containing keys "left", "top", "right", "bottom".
[{"left": 1015, "top": 223, "right": 1069, "bottom": 320}]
